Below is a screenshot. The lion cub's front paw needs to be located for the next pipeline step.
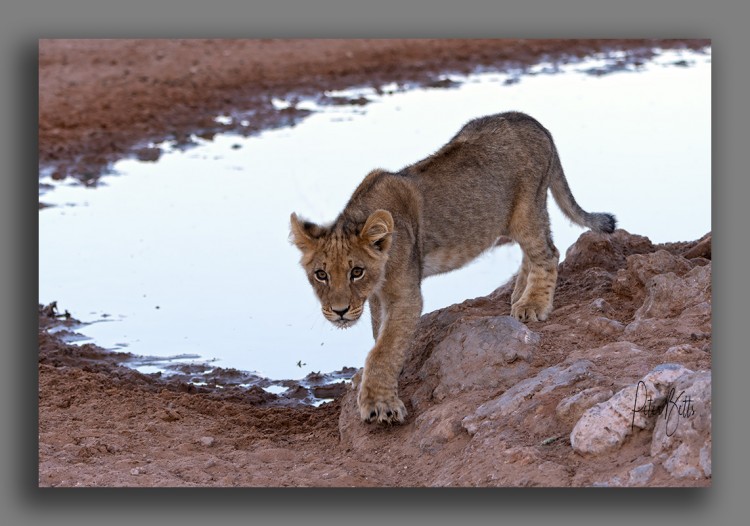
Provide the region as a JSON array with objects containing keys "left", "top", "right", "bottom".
[
  {"left": 511, "top": 301, "right": 550, "bottom": 323},
  {"left": 357, "top": 387, "right": 407, "bottom": 425}
]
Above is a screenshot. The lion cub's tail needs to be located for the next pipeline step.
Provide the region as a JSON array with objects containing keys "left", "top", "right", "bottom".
[{"left": 547, "top": 140, "right": 617, "bottom": 234}]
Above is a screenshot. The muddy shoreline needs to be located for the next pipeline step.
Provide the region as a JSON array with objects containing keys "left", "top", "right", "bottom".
[
  {"left": 39, "top": 39, "right": 709, "bottom": 188},
  {"left": 39, "top": 301, "right": 353, "bottom": 407},
  {"left": 39, "top": 39, "right": 711, "bottom": 487}
]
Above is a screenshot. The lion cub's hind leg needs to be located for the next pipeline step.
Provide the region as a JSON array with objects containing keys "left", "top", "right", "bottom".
[{"left": 510, "top": 213, "right": 560, "bottom": 323}]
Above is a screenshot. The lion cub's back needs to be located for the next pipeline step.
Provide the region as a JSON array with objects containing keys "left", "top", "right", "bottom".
[{"left": 405, "top": 112, "right": 554, "bottom": 272}]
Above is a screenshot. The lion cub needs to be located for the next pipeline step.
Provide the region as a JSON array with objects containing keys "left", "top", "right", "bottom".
[{"left": 290, "top": 112, "right": 615, "bottom": 424}]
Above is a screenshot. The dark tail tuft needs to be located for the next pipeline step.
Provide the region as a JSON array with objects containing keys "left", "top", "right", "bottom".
[{"left": 588, "top": 212, "right": 617, "bottom": 234}]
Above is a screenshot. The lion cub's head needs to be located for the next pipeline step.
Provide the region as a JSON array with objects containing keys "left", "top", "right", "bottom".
[{"left": 289, "top": 209, "right": 394, "bottom": 328}]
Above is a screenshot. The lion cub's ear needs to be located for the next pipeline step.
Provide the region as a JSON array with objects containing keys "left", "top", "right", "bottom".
[
  {"left": 360, "top": 209, "right": 394, "bottom": 253},
  {"left": 289, "top": 213, "right": 324, "bottom": 253}
]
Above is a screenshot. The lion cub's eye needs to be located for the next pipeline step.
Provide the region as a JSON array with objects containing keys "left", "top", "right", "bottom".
[
  {"left": 350, "top": 267, "right": 365, "bottom": 280},
  {"left": 314, "top": 270, "right": 328, "bottom": 282}
]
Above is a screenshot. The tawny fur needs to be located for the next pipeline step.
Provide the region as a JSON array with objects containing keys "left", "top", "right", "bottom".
[{"left": 290, "top": 112, "right": 615, "bottom": 425}]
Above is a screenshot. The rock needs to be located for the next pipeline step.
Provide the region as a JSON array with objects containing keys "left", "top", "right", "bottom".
[
  {"left": 650, "top": 371, "right": 711, "bottom": 480},
  {"left": 612, "top": 250, "right": 693, "bottom": 301},
  {"left": 634, "top": 265, "right": 711, "bottom": 320},
  {"left": 556, "top": 386, "right": 614, "bottom": 426},
  {"left": 311, "top": 381, "right": 348, "bottom": 400},
  {"left": 641, "top": 363, "right": 694, "bottom": 390},
  {"left": 604, "top": 248, "right": 711, "bottom": 345},
  {"left": 336, "top": 228, "right": 711, "bottom": 485},
  {"left": 134, "top": 146, "right": 161, "bottom": 162},
  {"left": 462, "top": 359, "right": 593, "bottom": 435},
  {"left": 592, "top": 476, "right": 624, "bottom": 487},
  {"left": 664, "top": 344, "right": 703, "bottom": 359},
  {"left": 621, "top": 263, "right": 711, "bottom": 343},
  {"left": 682, "top": 233, "right": 711, "bottom": 260},
  {"left": 561, "top": 229, "right": 654, "bottom": 275},
  {"left": 160, "top": 408, "right": 182, "bottom": 422},
  {"left": 628, "top": 463, "right": 655, "bottom": 486},
  {"left": 588, "top": 298, "right": 615, "bottom": 315},
  {"left": 570, "top": 364, "right": 693, "bottom": 455},
  {"left": 623, "top": 315, "right": 711, "bottom": 343},
  {"left": 573, "top": 340, "right": 645, "bottom": 361},
  {"left": 200, "top": 436, "right": 215, "bottom": 447},
  {"left": 575, "top": 315, "right": 625, "bottom": 338},
  {"left": 567, "top": 341, "right": 650, "bottom": 379},
  {"left": 413, "top": 402, "right": 466, "bottom": 453},
  {"left": 418, "top": 316, "right": 538, "bottom": 403}
]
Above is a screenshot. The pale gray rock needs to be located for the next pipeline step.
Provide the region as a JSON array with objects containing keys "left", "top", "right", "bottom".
[
  {"left": 570, "top": 364, "right": 693, "bottom": 455},
  {"left": 592, "top": 462, "right": 655, "bottom": 487},
  {"left": 592, "top": 476, "right": 624, "bottom": 487},
  {"left": 556, "top": 386, "right": 614, "bottom": 426},
  {"left": 462, "top": 359, "right": 593, "bottom": 435},
  {"left": 650, "top": 371, "right": 711, "bottom": 480},
  {"left": 628, "top": 463, "right": 655, "bottom": 486},
  {"left": 589, "top": 297, "right": 615, "bottom": 315},
  {"left": 664, "top": 344, "right": 702, "bottom": 359}
]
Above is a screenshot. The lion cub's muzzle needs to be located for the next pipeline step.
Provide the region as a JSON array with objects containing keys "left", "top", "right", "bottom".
[{"left": 323, "top": 304, "right": 364, "bottom": 328}]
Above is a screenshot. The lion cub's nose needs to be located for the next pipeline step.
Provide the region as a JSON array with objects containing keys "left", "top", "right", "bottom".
[{"left": 332, "top": 306, "right": 350, "bottom": 317}]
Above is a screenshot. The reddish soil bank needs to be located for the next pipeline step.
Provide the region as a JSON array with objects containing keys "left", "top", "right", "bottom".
[
  {"left": 38, "top": 39, "right": 710, "bottom": 487},
  {"left": 39, "top": 39, "right": 708, "bottom": 185}
]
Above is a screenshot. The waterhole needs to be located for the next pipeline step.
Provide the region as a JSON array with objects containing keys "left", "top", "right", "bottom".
[{"left": 39, "top": 48, "right": 711, "bottom": 385}]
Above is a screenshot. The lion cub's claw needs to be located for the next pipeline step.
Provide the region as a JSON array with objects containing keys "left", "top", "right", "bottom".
[
  {"left": 358, "top": 393, "right": 407, "bottom": 425},
  {"left": 510, "top": 302, "right": 549, "bottom": 323}
]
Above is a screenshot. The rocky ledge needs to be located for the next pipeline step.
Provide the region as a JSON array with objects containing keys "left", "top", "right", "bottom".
[{"left": 339, "top": 230, "right": 711, "bottom": 487}]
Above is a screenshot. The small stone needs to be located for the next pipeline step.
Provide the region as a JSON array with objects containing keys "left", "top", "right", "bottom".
[
  {"left": 628, "top": 463, "right": 654, "bottom": 486},
  {"left": 200, "top": 436, "right": 215, "bottom": 447},
  {"left": 161, "top": 408, "right": 182, "bottom": 422},
  {"left": 581, "top": 316, "right": 625, "bottom": 337},
  {"left": 589, "top": 298, "right": 613, "bottom": 314},
  {"left": 665, "top": 344, "right": 701, "bottom": 358}
]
